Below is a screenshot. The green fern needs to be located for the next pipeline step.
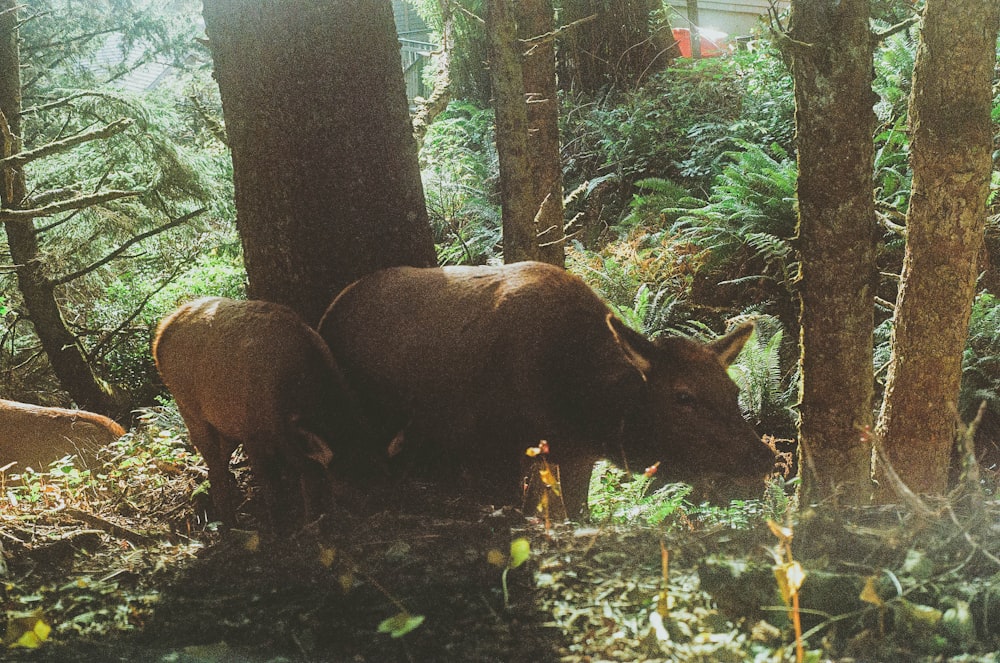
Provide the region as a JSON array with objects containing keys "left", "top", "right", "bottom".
[
  {"left": 728, "top": 315, "right": 798, "bottom": 436},
  {"left": 960, "top": 292, "right": 1000, "bottom": 423},
  {"left": 665, "top": 141, "right": 798, "bottom": 292}
]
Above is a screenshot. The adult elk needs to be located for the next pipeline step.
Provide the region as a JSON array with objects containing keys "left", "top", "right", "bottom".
[
  {"left": 318, "top": 261, "right": 776, "bottom": 517},
  {"left": 154, "top": 297, "right": 365, "bottom": 532},
  {"left": 0, "top": 399, "right": 125, "bottom": 472}
]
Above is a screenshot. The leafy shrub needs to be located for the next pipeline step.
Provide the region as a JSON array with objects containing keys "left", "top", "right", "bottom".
[
  {"left": 960, "top": 292, "right": 1000, "bottom": 424},
  {"left": 728, "top": 315, "right": 798, "bottom": 438},
  {"left": 587, "top": 461, "right": 692, "bottom": 525},
  {"left": 569, "top": 247, "right": 696, "bottom": 338},
  {"left": 420, "top": 101, "right": 502, "bottom": 264},
  {"left": 666, "top": 141, "right": 798, "bottom": 297}
]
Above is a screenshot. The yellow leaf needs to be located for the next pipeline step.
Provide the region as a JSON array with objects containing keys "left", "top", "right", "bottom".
[
  {"left": 859, "top": 575, "right": 883, "bottom": 607},
  {"left": 318, "top": 545, "right": 337, "bottom": 568},
  {"left": 767, "top": 519, "right": 793, "bottom": 543},
  {"left": 538, "top": 467, "right": 557, "bottom": 487},
  {"left": 8, "top": 614, "right": 50, "bottom": 649},
  {"left": 774, "top": 561, "right": 805, "bottom": 605},
  {"left": 509, "top": 538, "right": 530, "bottom": 569},
  {"left": 486, "top": 549, "right": 507, "bottom": 567},
  {"left": 338, "top": 571, "right": 354, "bottom": 593},
  {"left": 535, "top": 490, "right": 549, "bottom": 513}
]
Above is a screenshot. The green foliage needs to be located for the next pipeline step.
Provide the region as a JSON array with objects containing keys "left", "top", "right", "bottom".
[
  {"left": 560, "top": 41, "right": 794, "bottom": 230},
  {"left": 728, "top": 315, "right": 798, "bottom": 437},
  {"left": 587, "top": 461, "right": 692, "bottom": 525},
  {"left": 960, "top": 292, "right": 1000, "bottom": 424},
  {"left": 571, "top": 253, "right": 693, "bottom": 338},
  {"left": 873, "top": 116, "right": 912, "bottom": 214},
  {"left": 667, "top": 141, "right": 798, "bottom": 291},
  {"left": 873, "top": 29, "right": 917, "bottom": 123},
  {"left": 420, "top": 101, "right": 501, "bottom": 264},
  {"left": 1, "top": 2, "right": 240, "bottom": 404},
  {"left": 407, "top": 0, "right": 490, "bottom": 105}
]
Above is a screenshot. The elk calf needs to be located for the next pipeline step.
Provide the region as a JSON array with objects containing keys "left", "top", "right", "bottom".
[
  {"left": 0, "top": 398, "right": 124, "bottom": 472},
  {"left": 154, "top": 297, "right": 360, "bottom": 531}
]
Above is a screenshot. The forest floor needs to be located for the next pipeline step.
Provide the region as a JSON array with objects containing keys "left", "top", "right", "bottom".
[{"left": 4, "top": 416, "right": 1000, "bottom": 662}]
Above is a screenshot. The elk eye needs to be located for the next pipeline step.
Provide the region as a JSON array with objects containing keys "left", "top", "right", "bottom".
[{"left": 674, "top": 391, "right": 696, "bottom": 406}]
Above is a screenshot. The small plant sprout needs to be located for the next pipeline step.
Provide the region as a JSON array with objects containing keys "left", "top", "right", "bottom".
[
  {"left": 769, "top": 519, "right": 805, "bottom": 663},
  {"left": 496, "top": 537, "right": 531, "bottom": 609},
  {"left": 377, "top": 613, "right": 425, "bottom": 639}
]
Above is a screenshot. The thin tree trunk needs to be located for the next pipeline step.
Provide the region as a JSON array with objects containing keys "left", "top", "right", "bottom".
[
  {"left": 686, "top": 0, "right": 701, "bottom": 59},
  {"left": 0, "top": 1, "right": 121, "bottom": 415},
  {"left": 785, "top": 0, "right": 878, "bottom": 504},
  {"left": 487, "top": 0, "right": 539, "bottom": 264},
  {"left": 203, "top": 0, "right": 437, "bottom": 326},
  {"left": 517, "top": 0, "right": 565, "bottom": 267},
  {"left": 875, "top": 0, "right": 1000, "bottom": 495},
  {"left": 413, "top": 0, "right": 453, "bottom": 151}
]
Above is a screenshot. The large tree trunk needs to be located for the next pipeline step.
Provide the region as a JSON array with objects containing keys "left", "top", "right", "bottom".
[
  {"left": 517, "top": 0, "right": 565, "bottom": 267},
  {"left": 487, "top": 0, "right": 539, "bottom": 264},
  {"left": 786, "top": 0, "right": 878, "bottom": 504},
  {"left": 203, "top": 0, "right": 437, "bottom": 326},
  {"left": 0, "top": 1, "right": 121, "bottom": 415},
  {"left": 875, "top": 0, "right": 1000, "bottom": 495}
]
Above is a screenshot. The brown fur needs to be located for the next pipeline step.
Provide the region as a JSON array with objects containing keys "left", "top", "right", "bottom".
[
  {"left": 318, "top": 261, "right": 777, "bottom": 517},
  {"left": 153, "top": 297, "right": 362, "bottom": 531},
  {"left": 0, "top": 398, "right": 125, "bottom": 472}
]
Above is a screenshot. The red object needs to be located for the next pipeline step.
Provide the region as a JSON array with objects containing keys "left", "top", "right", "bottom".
[{"left": 672, "top": 27, "right": 728, "bottom": 58}]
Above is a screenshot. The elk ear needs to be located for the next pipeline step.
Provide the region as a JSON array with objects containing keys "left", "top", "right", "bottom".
[
  {"left": 709, "top": 321, "right": 754, "bottom": 367},
  {"left": 606, "top": 313, "right": 653, "bottom": 379}
]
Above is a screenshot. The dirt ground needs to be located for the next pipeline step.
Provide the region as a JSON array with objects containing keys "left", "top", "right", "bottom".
[{"left": 4, "top": 419, "right": 1000, "bottom": 662}]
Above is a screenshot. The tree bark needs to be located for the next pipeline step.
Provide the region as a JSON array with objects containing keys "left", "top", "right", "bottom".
[
  {"left": 875, "top": 0, "right": 1000, "bottom": 495},
  {"left": 517, "top": 0, "right": 565, "bottom": 267},
  {"left": 558, "top": 0, "right": 663, "bottom": 94},
  {"left": 0, "top": 1, "right": 121, "bottom": 416},
  {"left": 786, "top": 0, "right": 878, "bottom": 504},
  {"left": 486, "top": 0, "right": 539, "bottom": 264},
  {"left": 203, "top": 0, "right": 437, "bottom": 326}
]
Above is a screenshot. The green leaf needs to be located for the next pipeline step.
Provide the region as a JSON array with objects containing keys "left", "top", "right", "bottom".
[
  {"left": 509, "top": 538, "right": 530, "bottom": 569},
  {"left": 377, "top": 612, "right": 425, "bottom": 638}
]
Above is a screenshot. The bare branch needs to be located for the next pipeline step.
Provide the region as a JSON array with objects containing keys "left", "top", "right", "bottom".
[
  {"left": 0, "top": 189, "right": 140, "bottom": 221},
  {"left": 873, "top": 16, "right": 919, "bottom": 43},
  {"left": 451, "top": 1, "right": 483, "bottom": 25},
  {"left": 88, "top": 261, "right": 187, "bottom": 360},
  {"left": 53, "top": 208, "right": 206, "bottom": 286},
  {"left": 521, "top": 14, "right": 598, "bottom": 54},
  {"left": 23, "top": 91, "right": 131, "bottom": 115},
  {"left": 0, "top": 117, "right": 133, "bottom": 168}
]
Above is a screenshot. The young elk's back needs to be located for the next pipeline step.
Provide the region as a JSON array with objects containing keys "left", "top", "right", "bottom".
[
  {"left": 0, "top": 399, "right": 125, "bottom": 473},
  {"left": 153, "top": 297, "right": 359, "bottom": 531}
]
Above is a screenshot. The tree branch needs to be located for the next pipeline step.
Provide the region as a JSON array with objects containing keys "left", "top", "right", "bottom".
[
  {"left": 873, "top": 16, "right": 919, "bottom": 43},
  {"left": 53, "top": 208, "right": 205, "bottom": 286},
  {"left": 23, "top": 90, "right": 130, "bottom": 115},
  {"left": 451, "top": 1, "right": 483, "bottom": 25},
  {"left": 521, "top": 13, "right": 597, "bottom": 54},
  {"left": 0, "top": 189, "right": 140, "bottom": 221},
  {"left": 88, "top": 260, "right": 187, "bottom": 360},
  {"left": 0, "top": 117, "right": 133, "bottom": 168}
]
